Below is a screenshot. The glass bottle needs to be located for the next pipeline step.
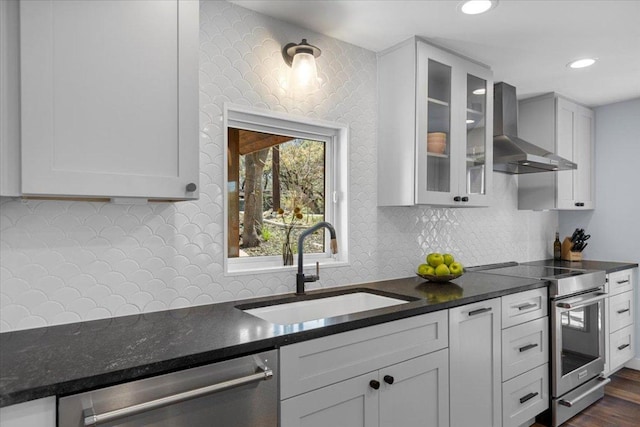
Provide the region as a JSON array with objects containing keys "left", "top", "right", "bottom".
[{"left": 554, "top": 232, "right": 562, "bottom": 260}]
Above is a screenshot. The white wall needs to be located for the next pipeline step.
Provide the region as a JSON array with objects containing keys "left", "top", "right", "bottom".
[
  {"left": 0, "top": 0, "right": 558, "bottom": 332},
  {"left": 559, "top": 97, "right": 640, "bottom": 364}
]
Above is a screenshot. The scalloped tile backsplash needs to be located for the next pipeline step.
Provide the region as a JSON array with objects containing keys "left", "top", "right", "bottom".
[{"left": 0, "top": 1, "right": 557, "bottom": 332}]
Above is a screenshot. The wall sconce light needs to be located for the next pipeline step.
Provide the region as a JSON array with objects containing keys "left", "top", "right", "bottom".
[{"left": 282, "top": 39, "right": 321, "bottom": 93}]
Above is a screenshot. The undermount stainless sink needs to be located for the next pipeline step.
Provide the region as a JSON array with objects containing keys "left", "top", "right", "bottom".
[{"left": 242, "top": 292, "right": 410, "bottom": 325}]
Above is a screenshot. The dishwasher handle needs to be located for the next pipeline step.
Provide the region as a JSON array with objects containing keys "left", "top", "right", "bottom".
[{"left": 83, "top": 368, "right": 273, "bottom": 426}]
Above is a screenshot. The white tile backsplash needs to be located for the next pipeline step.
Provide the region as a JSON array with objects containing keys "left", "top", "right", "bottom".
[{"left": 0, "top": 0, "right": 557, "bottom": 332}]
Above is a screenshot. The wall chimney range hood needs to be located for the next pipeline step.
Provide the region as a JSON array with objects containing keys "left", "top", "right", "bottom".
[{"left": 493, "top": 82, "right": 577, "bottom": 174}]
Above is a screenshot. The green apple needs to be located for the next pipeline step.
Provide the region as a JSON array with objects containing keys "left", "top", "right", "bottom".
[
  {"left": 426, "top": 253, "right": 444, "bottom": 267},
  {"left": 417, "top": 264, "right": 430, "bottom": 275},
  {"left": 435, "top": 264, "right": 451, "bottom": 276},
  {"left": 425, "top": 266, "right": 435, "bottom": 275},
  {"left": 449, "top": 262, "right": 464, "bottom": 275},
  {"left": 443, "top": 253, "right": 455, "bottom": 266}
]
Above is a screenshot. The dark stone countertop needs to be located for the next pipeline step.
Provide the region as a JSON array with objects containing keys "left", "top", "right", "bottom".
[
  {"left": 523, "top": 259, "right": 638, "bottom": 274},
  {"left": 0, "top": 272, "right": 546, "bottom": 408}
]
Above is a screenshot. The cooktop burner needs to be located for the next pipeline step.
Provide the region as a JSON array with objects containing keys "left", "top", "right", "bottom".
[
  {"left": 481, "top": 265, "right": 586, "bottom": 280},
  {"left": 474, "top": 262, "right": 605, "bottom": 298}
]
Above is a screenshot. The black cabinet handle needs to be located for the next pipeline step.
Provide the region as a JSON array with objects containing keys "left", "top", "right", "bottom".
[
  {"left": 461, "top": 196, "right": 469, "bottom": 202},
  {"left": 618, "top": 343, "right": 630, "bottom": 351},
  {"left": 469, "top": 307, "right": 492, "bottom": 316},
  {"left": 517, "top": 302, "right": 537, "bottom": 311},
  {"left": 617, "top": 308, "right": 630, "bottom": 314},
  {"left": 369, "top": 380, "right": 380, "bottom": 390},
  {"left": 616, "top": 279, "right": 630, "bottom": 285},
  {"left": 383, "top": 375, "right": 394, "bottom": 385},
  {"left": 453, "top": 196, "right": 461, "bottom": 202},
  {"left": 519, "top": 392, "right": 539, "bottom": 404},
  {"left": 186, "top": 183, "right": 197, "bottom": 192},
  {"left": 574, "top": 202, "right": 585, "bottom": 207},
  {"left": 519, "top": 343, "right": 539, "bottom": 353}
]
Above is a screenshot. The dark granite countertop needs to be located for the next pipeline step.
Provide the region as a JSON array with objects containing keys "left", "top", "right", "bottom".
[
  {"left": 0, "top": 272, "right": 546, "bottom": 407},
  {"left": 523, "top": 259, "right": 638, "bottom": 274}
]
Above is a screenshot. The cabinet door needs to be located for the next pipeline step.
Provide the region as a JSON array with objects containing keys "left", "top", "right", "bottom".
[
  {"left": 449, "top": 298, "right": 502, "bottom": 427},
  {"left": 555, "top": 97, "right": 577, "bottom": 209},
  {"left": 20, "top": 0, "right": 199, "bottom": 200},
  {"left": 281, "top": 372, "right": 378, "bottom": 427},
  {"left": 462, "top": 65, "right": 493, "bottom": 207},
  {"left": 416, "top": 42, "right": 462, "bottom": 206},
  {"left": 575, "top": 106, "right": 595, "bottom": 208},
  {"left": 0, "top": 397, "right": 56, "bottom": 427},
  {"left": 379, "top": 349, "right": 449, "bottom": 427},
  {"left": 0, "top": 0, "right": 21, "bottom": 196}
]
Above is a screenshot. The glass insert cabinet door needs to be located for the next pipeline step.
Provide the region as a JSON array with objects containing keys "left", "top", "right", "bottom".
[
  {"left": 466, "top": 74, "right": 487, "bottom": 196},
  {"left": 415, "top": 40, "right": 493, "bottom": 207},
  {"left": 425, "top": 59, "right": 452, "bottom": 195}
]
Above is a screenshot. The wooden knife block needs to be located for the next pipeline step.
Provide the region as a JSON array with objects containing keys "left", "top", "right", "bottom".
[{"left": 561, "top": 237, "right": 582, "bottom": 261}]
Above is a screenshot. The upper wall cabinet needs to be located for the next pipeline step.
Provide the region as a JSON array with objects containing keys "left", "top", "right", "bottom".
[
  {"left": 518, "top": 94, "right": 595, "bottom": 210},
  {"left": 7, "top": 0, "right": 200, "bottom": 200},
  {"left": 378, "top": 38, "right": 493, "bottom": 207}
]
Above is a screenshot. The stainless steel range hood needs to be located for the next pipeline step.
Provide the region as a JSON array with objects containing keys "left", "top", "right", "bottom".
[{"left": 493, "top": 82, "right": 577, "bottom": 174}]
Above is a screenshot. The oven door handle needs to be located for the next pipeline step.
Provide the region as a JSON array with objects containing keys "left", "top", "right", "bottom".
[
  {"left": 556, "top": 292, "right": 607, "bottom": 310},
  {"left": 558, "top": 377, "right": 611, "bottom": 407},
  {"left": 82, "top": 368, "right": 274, "bottom": 426}
]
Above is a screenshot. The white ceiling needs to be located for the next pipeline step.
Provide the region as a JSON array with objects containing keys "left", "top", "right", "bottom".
[{"left": 230, "top": 0, "right": 640, "bottom": 107}]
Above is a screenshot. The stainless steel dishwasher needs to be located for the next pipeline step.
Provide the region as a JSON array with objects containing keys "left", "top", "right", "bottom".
[{"left": 58, "top": 350, "right": 277, "bottom": 427}]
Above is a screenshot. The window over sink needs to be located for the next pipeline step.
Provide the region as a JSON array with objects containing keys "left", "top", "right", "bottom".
[{"left": 224, "top": 105, "right": 349, "bottom": 274}]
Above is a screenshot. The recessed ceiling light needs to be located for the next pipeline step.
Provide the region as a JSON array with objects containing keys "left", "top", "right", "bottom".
[
  {"left": 472, "top": 88, "right": 486, "bottom": 95},
  {"left": 459, "top": 0, "right": 497, "bottom": 15},
  {"left": 466, "top": 119, "right": 475, "bottom": 124},
  {"left": 568, "top": 58, "right": 596, "bottom": 69}
]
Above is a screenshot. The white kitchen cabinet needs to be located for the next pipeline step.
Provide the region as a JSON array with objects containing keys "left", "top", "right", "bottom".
[
  {"left": 378, "top": 37, "right": 493, "bottom": 207},
  {"left": 518, "top": 94, "right": 595, "bottom": 210},
  {"left": 16, "top": 0, "right": 199, "bottom": 200},
  {"left": 449, "top": 298, "right": 502, "bottom": 427},
  {"left": 604, "top": 267, "right": 637, "bottom": 375},
  {"left": 0, "top": 397, "right": 56, "bottom": 427},
  {"left": 280, "top": 311, "right": 449, "bottom": 427},
  {"left": 281, "top": 350, "right": 449, "bottom": 427},
  {"left": 500, "top": 289, "right": 549, "bottom": 427}
]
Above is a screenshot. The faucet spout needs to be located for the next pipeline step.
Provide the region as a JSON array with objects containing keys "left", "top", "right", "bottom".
[{"left": 296, "top": 221, "right": 337, "bottom": 295}]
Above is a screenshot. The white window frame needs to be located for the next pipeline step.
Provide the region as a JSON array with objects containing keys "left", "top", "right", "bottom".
[{"left": 223, "top": 104, "right": 349, "bottom": 275}]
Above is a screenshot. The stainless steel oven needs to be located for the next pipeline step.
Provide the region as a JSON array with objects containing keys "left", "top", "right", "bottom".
[
  {"left": 472, "top": 263, "right": 607, "bottom": 427},
  {"left": 552, "top": 287, "right": 610, "bottom": 426}
]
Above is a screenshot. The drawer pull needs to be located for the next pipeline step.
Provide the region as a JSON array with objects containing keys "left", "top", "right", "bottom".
[
  {"left": 617, "top": 308, "right": 630, "bottom": 314},
  {"left": 383, "top": 375, "right": 394, "bottom": 385},
  {"left": 519, "top": 343, "right": 539, "bottom": 353},
  {"left": 618, "top": 343, "right": 630, "bottom": 351},
  {"left": 469, "top": 307, "right": 492, "bottom": 316},
  {"left": 616, "top": 279, "right": 630, "bottom": 284},
  {"left": 369, "top": 380, "right": 380, "bottom": 390},
  {"left": 516, "top": 302, "right": 537, "bottom": 311},
  {"left": 519, "top": 392, "right": 539, "bottom": 404}
]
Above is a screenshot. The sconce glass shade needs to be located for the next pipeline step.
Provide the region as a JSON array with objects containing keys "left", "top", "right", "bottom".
[
  {"left": 289, "top": 51, "right": 320, "bottom": 93},
  {"left": 282, "top": 39, "right": 321, "bottom": 94}
]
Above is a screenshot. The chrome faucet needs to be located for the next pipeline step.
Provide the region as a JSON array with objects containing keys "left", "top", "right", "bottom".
[{"left": 296, "top": 221, "right": 338, "bottom": 295}]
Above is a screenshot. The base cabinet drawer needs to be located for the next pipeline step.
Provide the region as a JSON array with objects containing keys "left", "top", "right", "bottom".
[
  {"left": 609, "top": 290, "right": 634, "bottom": 333},
  {"left": 502, "top": 317, "right": 549, "bottom": 381},
  {"left": 607, "top": 269, "right": 634, "bottom": 295},
  {"left": 609, "top": 324, "right": 635, "bottom": 372},
  {"left": 502, "top": 288, "right": 548, "bottom": 329},
  {"left": 502, "top": 364, "right": 549, "bottom": 427}
]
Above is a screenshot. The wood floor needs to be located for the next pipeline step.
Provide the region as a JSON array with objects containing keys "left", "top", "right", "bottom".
[{"left": 533, "top": 368, "right": 640, "bottom": 427}]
